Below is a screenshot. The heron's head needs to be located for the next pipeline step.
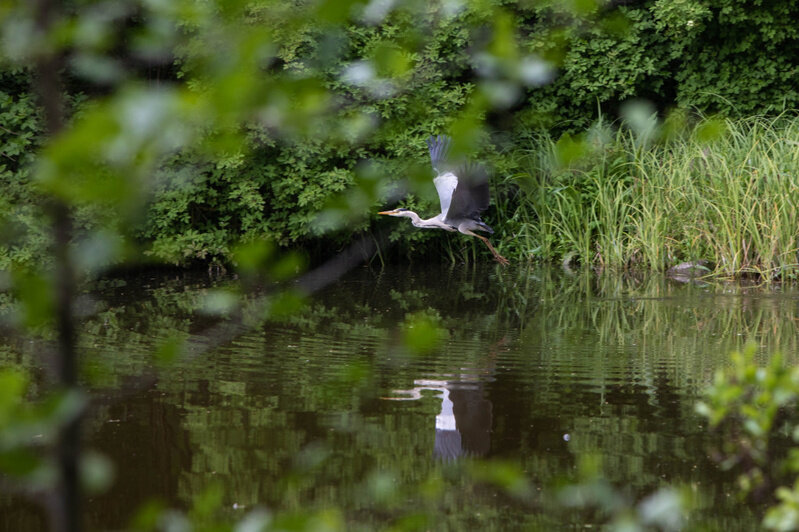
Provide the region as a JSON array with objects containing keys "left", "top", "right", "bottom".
[{"left": 378, "top": 208, "right": 411, "bottom": 217}]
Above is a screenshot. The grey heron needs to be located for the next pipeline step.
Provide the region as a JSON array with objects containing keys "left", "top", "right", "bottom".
[{"left": 379, "top": 135, "right": 509, "bottom": 265}]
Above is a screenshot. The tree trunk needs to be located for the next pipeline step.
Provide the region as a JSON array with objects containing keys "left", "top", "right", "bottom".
[{"left": 33, "top": 0, "right": 82, "bottom": 530}]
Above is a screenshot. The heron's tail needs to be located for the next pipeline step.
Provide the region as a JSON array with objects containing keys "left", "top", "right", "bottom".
[
  {"left": 475, "top": 220, "right": 494, "bottom": 234},
  {"left": 427, "top": 134, "right": 451, "bottom": 174}
]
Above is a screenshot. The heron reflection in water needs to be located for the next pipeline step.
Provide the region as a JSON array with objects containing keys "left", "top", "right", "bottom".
[
  {"left": 386, "top": 377, "right": 493, "bottom": 460},
  {"left": 379, "top": 135, "right": 509, "bottom": 265}
]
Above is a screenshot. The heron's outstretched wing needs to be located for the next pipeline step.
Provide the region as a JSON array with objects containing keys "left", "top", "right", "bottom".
[
  {"left": 444, "top": 162, "right": 490, "bottom": 223},
  {"left": 428, "top": 135, "right": 457, "bottom": 217},
  {"left": 427, "top": 134, "right": 452, "bottom": 175},
  {"left": 427, "top": 135, "right": 490, "bottom": 222},
  {"left": 433, "top": 172, "right": 457, "bottom": 217}
]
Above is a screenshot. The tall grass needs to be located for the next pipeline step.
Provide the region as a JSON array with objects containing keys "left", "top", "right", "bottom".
[{"left": 501, "top": 115, "right": 799, "bottom": 279}]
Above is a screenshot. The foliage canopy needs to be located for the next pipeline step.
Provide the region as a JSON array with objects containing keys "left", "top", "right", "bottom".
[{"left": 3, "top": 0, "right": 799, "bottom": 267}]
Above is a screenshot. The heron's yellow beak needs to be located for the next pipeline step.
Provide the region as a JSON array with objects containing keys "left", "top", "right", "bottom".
[{"left": 378, "top": 210, "right": 394, "bottom": 215}]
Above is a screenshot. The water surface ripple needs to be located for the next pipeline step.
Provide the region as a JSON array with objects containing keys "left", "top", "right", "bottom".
[{"left": 4, "top": 265, "right": 798, "bottom": 529}]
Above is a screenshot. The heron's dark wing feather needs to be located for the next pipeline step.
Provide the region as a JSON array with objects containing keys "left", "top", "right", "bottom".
[
  {"left": 444, "top": 162, "right": 490, "bottom": 223},
  {"left": 427, "top": 135, "right": 491, "bottom": 224},
  {"left": 427, "top": 135, "right": 452, "bottom": 175}
]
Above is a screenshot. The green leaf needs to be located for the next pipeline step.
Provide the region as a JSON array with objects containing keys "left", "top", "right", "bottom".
[
  {"left": 0, "top": 369, "right": 27, "bottom": 425},
  {"left": 695, "top": 118, "right": 727, "bottom": 144},
  {"left": 154, "top": 334, "right": 186, "bottom": 366},
  {"left": 12, "top": 269, "right": 55, "bottom": 329},
  {"left": 200, "top": 289, "right": 239, "bottom": 316},
  {"left": 0, "top": 448, "right": 41, "bottom": 476},
  {"left": 233, "top": 239, "right": 275, "bottom": 274},
  {"left": 401, "top": 311, "right": 444, "bottom": 357},
  {"left": 81, "top": 450, "right": 115, "bottom": 494},
  {"left": 267, "top": 290, "right": 307, "bottom": 320}
]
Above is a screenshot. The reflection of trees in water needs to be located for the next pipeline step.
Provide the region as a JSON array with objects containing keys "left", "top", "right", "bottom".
[
  {"left": 84, "top": 394, "right": 191, "bottom": 528},
  {"left": 521, "top": 267, "right": 799, "bottom": 401},
  {"left": 1, "top": 266, "right": 789, "bottom": 528}
]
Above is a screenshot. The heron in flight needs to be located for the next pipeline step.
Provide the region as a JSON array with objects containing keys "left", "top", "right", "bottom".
[{"left": 379, "top": 135, "right": 509, "bottom": 265}]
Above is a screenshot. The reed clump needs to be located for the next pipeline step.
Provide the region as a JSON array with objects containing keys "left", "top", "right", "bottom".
[{"left": 502, "top": 114, "right": 799, "bottom": 279}]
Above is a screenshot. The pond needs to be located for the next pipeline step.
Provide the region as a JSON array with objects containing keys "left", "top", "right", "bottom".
[{"left": 3, "top": 264, "right": 799, "bottom": 530}]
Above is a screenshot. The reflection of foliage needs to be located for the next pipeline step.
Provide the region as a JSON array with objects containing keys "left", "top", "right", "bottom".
[
  {"left": 2, "top": 261, "right": 790, "bottom": 528},
  {"left": 79, "top": 281, "right": 202, "bottom": 387},
  {"left": 74, "top": 266, "right": 778, "bottom": 527},
  {"left": 401, "top": 309, "right": 447, "bottom": 356},
  {"left": 135, "top": 264, "right": 772, "bottom": 528},
  {"left": 0, "top": 369, "right": 95, "bottom": 493},
  {"left": 527, "top": 268, "right": 799, "bottom": 358}
]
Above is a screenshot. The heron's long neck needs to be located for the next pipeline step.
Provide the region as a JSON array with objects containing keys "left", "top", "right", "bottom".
[{"left": 403, "top": 211, "right": 448, "bottom": 229}]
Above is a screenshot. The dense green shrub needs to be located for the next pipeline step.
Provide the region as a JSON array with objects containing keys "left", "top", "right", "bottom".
[
  {"left": 0, "top": 69, "right": 45, "bottom": 269},
  {"left": 4, "top": 0, "right": 799, "bottom": 268},
  {"left": 138, "top": 3, "right": 487, "bottom": 264},
  {"left": 517, "top": 0, "right": 799, "bottom": 130}
]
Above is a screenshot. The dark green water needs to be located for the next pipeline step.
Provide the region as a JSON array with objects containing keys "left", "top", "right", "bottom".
[{"left": 5, "top": 264, "right": 799, "bottom": 529}]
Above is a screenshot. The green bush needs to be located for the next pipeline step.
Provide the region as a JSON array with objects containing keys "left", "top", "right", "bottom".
[{"left": 4, "top": 1, "right": 799, "bottom": 268}]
